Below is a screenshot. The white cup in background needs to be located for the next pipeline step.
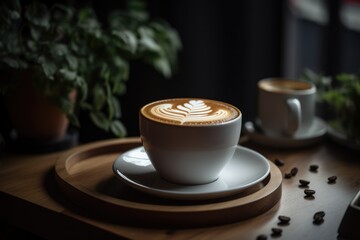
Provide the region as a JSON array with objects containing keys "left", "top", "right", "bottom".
[{"left": 257, "top": 78, "right": 316, "bottom": 137}]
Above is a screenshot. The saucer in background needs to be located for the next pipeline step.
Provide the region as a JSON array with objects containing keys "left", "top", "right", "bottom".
[{"left": 244, "top": 117, "right": 327, "bottom": 148}]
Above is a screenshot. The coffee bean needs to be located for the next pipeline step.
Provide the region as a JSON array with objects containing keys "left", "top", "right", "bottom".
[
  {"left": 328, "top": 176, "right": 337, "bottom": 183},
  {"left": 313, "top": 215, "right": 324, "bottom": 224},
  {"left": 299, "top": 179, "right": 310, "bottom": 187},
  {"left": 271, "top": 228, "right": 282, "bottom": 236},
  {"left": 278, "top": 215, "right": 291, "bottom": 224},
  {"left": 290, "top": 167, "right": 298, "bottom": 176},
  {"left": 274, "top": 158, "right": 284, "bottom": 167},
  {"left": 309, "top": 165, "right": 319, "bottom": 172},
  {"left": 284, "top": 173, "right": 292, "bottom": 179},
  {"left": 314, "top": 211, "right": 325, "bottom": 218},
  {"left": 256, "top": 234, "right": 267, "bottom": 240},
  {"left": 313, "top": 211, "right": 325, "bottom": 225},
  {"left": 304, "top": 189, "right": 316, "bottom": 196}
]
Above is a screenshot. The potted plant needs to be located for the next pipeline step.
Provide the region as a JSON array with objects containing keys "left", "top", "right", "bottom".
[
  {"left": 301, "top": 69, "right": 360, "bottom": 150},
  {"left": 0, "top": 0, "right": 181, "bottom": 147}
]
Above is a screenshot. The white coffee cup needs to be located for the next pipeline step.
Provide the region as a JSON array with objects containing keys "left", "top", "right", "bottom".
[
  {"left": 257, "top": 78, "right": 316, "bottom": 137},
  {"left": 139, "top": 98, "right": 242, "bottom": 185}
]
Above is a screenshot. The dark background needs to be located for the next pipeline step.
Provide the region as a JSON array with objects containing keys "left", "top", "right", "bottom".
[
  {"left": 1, "top": 0, "right": 360, "bottom": 144},
  {"left": 109, "top": 0, "right": 284, "bottom": 139}
]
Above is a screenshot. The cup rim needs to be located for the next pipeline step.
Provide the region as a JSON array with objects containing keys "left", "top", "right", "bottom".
[
  {"left": 140, "top": 98, "right": 242, "bottom": 127},
  {"left": 258, "top": 78, "right": 316, "bottom": 95}
]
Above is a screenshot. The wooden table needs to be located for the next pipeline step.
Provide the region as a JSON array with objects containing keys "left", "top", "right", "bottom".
[{"left": 0, "top": 137, "right": 359, "bottom": 239}]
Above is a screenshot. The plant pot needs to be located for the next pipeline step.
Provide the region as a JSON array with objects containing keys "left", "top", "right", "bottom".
[{"left": 4, "top": 70, "right": 77, "bottom": 151}]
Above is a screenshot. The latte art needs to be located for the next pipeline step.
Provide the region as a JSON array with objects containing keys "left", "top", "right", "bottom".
[
  {"left": 152, "top": 100, "right": 228, "bottom": 125},
  {"left": 141, "top": 99, "right": 240, "bottom": 125}
]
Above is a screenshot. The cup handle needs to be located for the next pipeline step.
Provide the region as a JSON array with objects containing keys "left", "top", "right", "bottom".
[{"left": 286, "top": 98, "right": 301, "bottom": 136}]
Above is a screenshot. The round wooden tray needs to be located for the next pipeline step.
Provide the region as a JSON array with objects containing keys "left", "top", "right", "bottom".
[{"left": 55, "top": 137, "right": 282, "bottom": 227}]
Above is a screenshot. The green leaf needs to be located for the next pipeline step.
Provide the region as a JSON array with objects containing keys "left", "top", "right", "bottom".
[
  {"left": 79, "top": 101, "right": 92, "bottom": 111},
  {"left": 57, "top": 96, "right": 74, "bottom": 115},
  {"left": 17, "top": 59, "right": 28, "bottom": 69},
  {"left": 68, "top": 112, "right": 80, "bottom": 127},
  {"left": 4, "top": 32, "right": 21, "bottom": 54},
  {"left": 25, "top": 2, "right": 50, "bottom": 29},
  {"left": 112, "top": 30, "right": 137, "bottom": 54},
  {"left": 30, "top": 26, "right": 41, "bottom": 40},
  {"left": 107, "top": 96, "right": 121, "bottom": 120},
  {"left": 110, "top": 120, "right": 127, "bottom": 137},
  {"left": 107, "top": 98, "right": 115, "bottom": 120},
  {"left": 100, "top": 63, "right": 110, "bottom": 81},
  {"left": 66, "top": 55, "right": 78, "bottom": 69},
  {"left": 354, "top": 82, "right": 360, "bottom": 95},
  {"left": 59, "top": 68, "right": 77, "bottom": 81},
  {"left": 139, "top": 37, "right": 161, "bottom": 53},
  {"left": 90, "top": 111, "right": 109, "bottom": 130},
  {"left": 77, "top": 8, "right": 102, "bottom": 39},
  {"left": 112, "top": 97, "right": 121, "bottom": 118},
  {"left": 112, "top": 80, "right": 126, "bottom": 95},
  {"left": 128, "top": 0, "right": 147, "bottom": 12},
  {"left": 75, "top": 76, "right": 87, "bottom": 101},
  {"left": 51, "top": 44, "right": 68, "bottom": 57},
  {"left": 138, "top": 27, "right": 163, "bottom": 53},
  {"left": 93, "top": 85, "right": 106, "bottom": 111},
  {"left": 26, "top": 40, "right": 37, "bottom": 51},
  {"left": 70, "top": 41, "right": 79, "bottom": 53},
  {"left": 51, "top": 4, "right": 74, "bottom": 22},
  {"left": 8, "top": 10, "right": 21, "bottom": 20},
  {"left": 152, "top": 58, "right": 171, "bottom": 78},
  {"left": 42, "top": 61, "right": 57, "bottom": 79},
  {"left": 113, "top": 56, "right": 129, "bottom": 80},
  {"left": 165, "top": 28, "right": 182, "bottom": 51},
  {"left": 127, "top": 0, "right": 148, "bottom": 21},
  {"left": 1, "top": 57, "right": 19, "bottom": 68}
]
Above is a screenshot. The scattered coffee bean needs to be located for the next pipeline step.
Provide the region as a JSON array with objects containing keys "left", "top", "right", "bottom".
[
  {"left": 309, "top": 165, "right": 319, "bottom": 172},
  {"left": 299, "top": 179, "right": 310, "bottom": 187},
  {"left": 271, "top": 228, "right": 283, "bottom": 236},
  {"left": 274, "top": 158, "right": 284, "bottom": 167},
  {"left": 314, "top": 211, "right": 325, "bottom": 218},
  {"left": 313, "top": 211, "right": 325, "bottom": 225},
  {"left": 290, "top": 167, "right": 298, "bottom": 176},
  {"left": 284, "top": 173, "right": 292, "bottom": 179},
  {"left": 278, "top": 215, "right": 291, "bottom": 224},
  {"left": 328, "top": 176, "right": 337, "bottom": 183},
  {"left": 304, "top": 189, "right": 316, "bottom": 197},
  {"left": 256, "top": 234, "right": 268, "bottom": 240},
  {"left": 313, "top": 215, "right": 324, "bottom": 224}
]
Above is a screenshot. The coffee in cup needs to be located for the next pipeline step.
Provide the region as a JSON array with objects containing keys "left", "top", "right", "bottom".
[
  {"left": 139, "top": 98, "right": 242, "bottom": 185},
  {"left": 257, "top": 78, "right": 316, "bottom": 137}
]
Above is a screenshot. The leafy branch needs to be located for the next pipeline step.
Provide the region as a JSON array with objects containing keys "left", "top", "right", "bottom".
[
  {"left": 301, "top": 69, "right": 360, "bottom": 143},
  {"left": 0, "top": 0, "right": 182, "bottom": 137}
]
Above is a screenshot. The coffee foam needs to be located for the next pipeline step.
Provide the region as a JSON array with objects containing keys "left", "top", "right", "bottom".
[
  {"left": 141, "top": 99, "right": 240, "bottom": 125},
  {"left": 259, "top": 79, "right": 314, "bottom": 93}
]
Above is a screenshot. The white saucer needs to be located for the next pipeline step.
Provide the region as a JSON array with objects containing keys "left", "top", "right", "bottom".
[
  {"left": 244, "top": 117, "right": 327, "bottom": 148},
  {"left": 112, "top": 146, "right": 270, "bottom": 200}
]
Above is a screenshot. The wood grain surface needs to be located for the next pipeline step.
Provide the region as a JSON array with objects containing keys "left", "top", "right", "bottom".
[
  {"left": 1, "top": 137, "right": 359, "bottom": 239},
  {"left": 54, "top": 138, "right": 282, "bottom": 227}
]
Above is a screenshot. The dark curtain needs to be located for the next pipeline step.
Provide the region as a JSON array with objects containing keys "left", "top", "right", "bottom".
[{"left": 79, "top": 0, "right": 284, "bottom": 141}]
